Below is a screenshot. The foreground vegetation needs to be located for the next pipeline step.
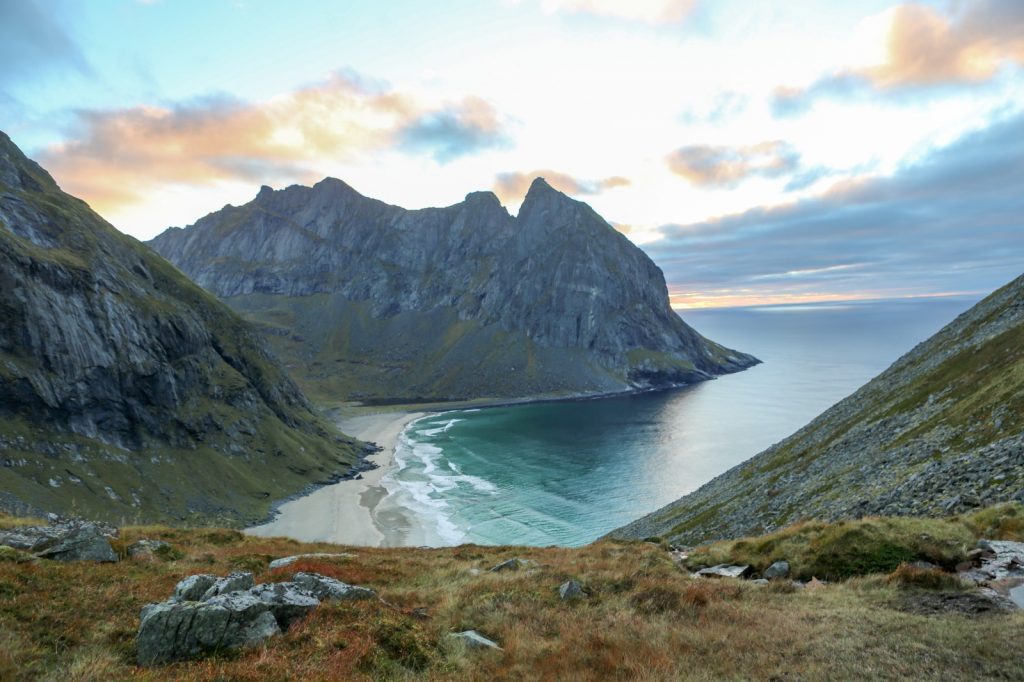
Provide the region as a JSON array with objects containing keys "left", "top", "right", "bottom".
[{"left": 1, "top": 507, "right": 1022, "bottom": 681}]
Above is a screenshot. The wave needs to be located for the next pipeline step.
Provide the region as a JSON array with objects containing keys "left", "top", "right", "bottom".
[{"left": 381, "top": 416, "right": 496, "bottom": 546}]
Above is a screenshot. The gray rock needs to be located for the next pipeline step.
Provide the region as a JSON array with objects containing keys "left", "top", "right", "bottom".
[
  {"left": 490, "top": 558, "right": 536, "bottom": 573},
  {"left": 763, "top": 561, "right": 790, "bottom": 579},
  {"left": 0, "top": 521, "right": 117, "bottom": 563},
  {"left": 448, "top": 630, "right": 502, "bottom": 650},
  {"left": 962, "top": 540, "right": 1024, "bottom": 583},
  {"left": 172, "top": 574, "right": 217, "bottom": 602},
  {"left": 696, "top": 564, "right": 751, "bottom": 579},
  {"left": 137, "top": 594, "right": 280, "bottom": 666},
  {"left": 248, "top": 582, "right": 320, "bottom": 628},
  {"left": 200, "top": 572, "right": 255, "bottom": 600},
  {"left": 292, "top": 572, "right": 376, "bottom": 601},
  {"left": 559, "top": 579, "right": 586, "bottom": 601},
  {"left": 127, "top": 539, "right": 171, "bottom": 559},
  {"left": 268, "top": 553, "right": 355, "bottom": 570}
]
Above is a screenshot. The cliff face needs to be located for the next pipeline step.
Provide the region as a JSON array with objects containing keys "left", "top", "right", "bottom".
[
  {"left": 0, "top": 131, "right": 364, "bottom": 525},
  {"left": 149, "top": 178, "right": 757, "bottom": 402},
  {"left": 611, "top": 275, "right": 1024, "bottom": 546}
]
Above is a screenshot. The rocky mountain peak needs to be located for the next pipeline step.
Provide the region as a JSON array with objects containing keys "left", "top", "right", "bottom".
[{"left": 0, "top": 132, "right": 58, "bottom": 193}]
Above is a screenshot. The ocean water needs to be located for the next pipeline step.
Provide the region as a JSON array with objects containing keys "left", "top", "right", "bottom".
[{"left": 380, "top": 297, "right": 980, "bottom": 547}]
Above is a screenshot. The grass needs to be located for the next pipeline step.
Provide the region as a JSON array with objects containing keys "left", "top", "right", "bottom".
[
  {"left": 1, "top": 509, "right": 1022, "bottom": 681},
  {"left": 684, "top": 504, "right": 1024, "bottom": 581}
]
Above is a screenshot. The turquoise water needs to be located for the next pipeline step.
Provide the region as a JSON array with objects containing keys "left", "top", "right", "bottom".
[{"left": 381, "top": 297, "right": 980, "bottom": 547}]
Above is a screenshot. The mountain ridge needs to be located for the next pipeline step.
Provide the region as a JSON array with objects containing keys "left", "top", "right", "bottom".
[
  {"left": 149, "top": 175, "right": 758, "bottom": 403},
  {"left": 0, "top": 131, "right": 366, "bottom": 525}
]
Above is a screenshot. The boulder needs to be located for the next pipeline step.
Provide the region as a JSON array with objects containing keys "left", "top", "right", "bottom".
[
  {"left": 201, "top": 572, "right": 255, "bottom": 600},
  {"left": 172, "top": 574, "right": 217, "bottom": 602},
  {"left": 292, "top": 572, "right": 376, "bottom": 601},
  {"left": 137, "top": 593, "right": 280, "bottom": 665},
  {"left": 127, "top": 539, "right": 172, "bottom": 560},
  {"left": 448, "top": 630, "right": 501, "bottom": 650},
  {"left": 696, "top": 564, "right": 751, "bottom": 579},
  {"left": 0, "top": 521, "right": 117, "bottom": 563},
  {"left": 559, "top": 579, "right": 586, "bottom": 601},
  {"left": 763, "top": 561, "right": 790, "bottom": 580},
  {"left": 489, "top": 558, "right": 535, "bottom": 573},
  {"left": 268, "top": 553, "right": 355, "bottom": 570},
  {"left": 248, "top": 582, "right": 320, "bottom": 628}
]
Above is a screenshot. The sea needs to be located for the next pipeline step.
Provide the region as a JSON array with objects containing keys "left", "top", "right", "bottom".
[{"left": 379, "top": 297, "right": 980, "bottom": 547}]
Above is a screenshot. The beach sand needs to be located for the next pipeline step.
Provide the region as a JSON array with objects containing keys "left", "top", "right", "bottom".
[{"left": 245, "top": 411, "right": 428, "bottom": 547}]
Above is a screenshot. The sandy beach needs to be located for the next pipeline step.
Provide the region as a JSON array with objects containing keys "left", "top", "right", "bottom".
[{"left": 246, "top": 410, "right": 428, "bottom": 547}]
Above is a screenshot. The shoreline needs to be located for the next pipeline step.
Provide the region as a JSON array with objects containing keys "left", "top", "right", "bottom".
[{"left": 245, "top": 411, "right": 430, "bottom": 547}]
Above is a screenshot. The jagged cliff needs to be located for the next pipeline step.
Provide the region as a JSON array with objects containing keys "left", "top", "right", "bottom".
[
  {"left": 611, "top": 274, "right": 1024, "bottom": 546},
  {"left": 0, "top": 131, "right": 366, "bottom": 525},
  {"left": 149, "top": 177, "right": 757, "bottom": 402}
]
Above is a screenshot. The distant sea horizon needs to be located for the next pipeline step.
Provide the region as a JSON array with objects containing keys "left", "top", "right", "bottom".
[{"left": 379, "top": 295, "right": 983, "bottom": 547}]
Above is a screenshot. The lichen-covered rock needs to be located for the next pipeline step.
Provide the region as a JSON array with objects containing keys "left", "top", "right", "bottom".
[
  {"left": 292, "top": 572, "right": 376, "bottom": 601},
  {"left": 200, "top": 572, "right": 255, "bottom": 600},
  {"left": 559, "top": 579, "right": 586, "bottom": 600},
  {"left": 137, "top": 593, "right": 280, "bottom": 666},
  {"left": 148, "top": 177, "right": 757, "bottom": 402},
  {"left": 0, "top": 521, "right": 117, "bottom": 563},
  {"left": 248, "top": 582, "right": 320, "bottom": 628},
  {"left": 448, "top": 630, "right": 502, "bottom": 650},
  {"left": 489, "top": 558, "right": 535, "bottom": 573},
  {"left": 172, "top": 574, "right": 217, "bottom": 602}
]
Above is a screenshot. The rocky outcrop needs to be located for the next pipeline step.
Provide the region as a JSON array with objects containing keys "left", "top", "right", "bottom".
[
  {"left": 149, "top": 177, "right": 757, "bottom": 402},
  {"left": 138, "top": 570, "right": 376, "bottom": 665},
  {"left": 611, "top": 273, "right": 1024, "bottom": 546},
  {"left": 0, "top": 131, "right": 366, "bottom": 525},
  {"left": 0, "top": 518, "right": 117, "bottom": 562}
]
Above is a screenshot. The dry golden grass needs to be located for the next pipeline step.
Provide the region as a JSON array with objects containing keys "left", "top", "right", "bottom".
[{"left": 0, "top": 516, "right": 1022, "bottom": 680}]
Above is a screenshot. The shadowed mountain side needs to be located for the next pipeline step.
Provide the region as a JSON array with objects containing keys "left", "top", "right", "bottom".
[
  {"left": 0, "top": 131, "right": 366, "bottom": 525},
  {"left": 149, "top": 178, "right": 758, "bottom": 403}
]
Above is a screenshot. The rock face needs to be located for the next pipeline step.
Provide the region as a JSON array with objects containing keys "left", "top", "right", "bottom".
[
  {"left": 0, "top": 519, "right": 117, "bottom": 562},
  {"left": 0, "top": 131, "right": 365, "bottom": 525},
  {"left": 138, "top": 570, "right": 376, "bottom": 665},
  {"left": 611, "top": 273, "right": 1024, "bottom": 546},
  {"left": 148, "top": 177, "right": 757, "bottom": 402}
]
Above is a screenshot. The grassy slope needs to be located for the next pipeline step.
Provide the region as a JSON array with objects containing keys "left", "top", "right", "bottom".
[
  {"left": 0, "top": 133, "right": 363, "bottom": 525},
  {"left": 1, "top": 507, "right": 1022, "bottom": 681},
  {"left": 613, "top": 274, "right": 1024, "bottom": 546}
]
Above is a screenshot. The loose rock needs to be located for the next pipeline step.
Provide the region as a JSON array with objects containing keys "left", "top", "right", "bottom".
[
  {"left": 559, "top": 579, "right": 586, "bottom": 601},
  {"left": 696, "top": 564, "right": 751, "bottom": 579},
  {"left": 172, "top": 574, "right": 217, "bottom": 602},
  {"left": 0, "top": 520, "right": 117, "bottom": 563},
  {"left": 490, "top": 558, "right": 535, "bottom": 572},
  {"left": 448, "top": 630, "right": 502, "bottom": 650},
  {"left": 269, "top": 553, "right": 355, "bottom": 570},
  {"left": 763, "top": 560, "right": 790, "bottom": 580},
  {"left": 292, "top": 572, "right": 376, "bottom": 601},
  {"left": 249, "top": 582, "right": 321, "bottom": 628},
  {"left": 201, "top": 572, "right": 255, "bottom": 600}
]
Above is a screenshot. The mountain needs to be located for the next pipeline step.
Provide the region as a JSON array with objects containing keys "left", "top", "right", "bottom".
[
  {"left": 148, "top": 178, "right": 757, "bottom": 403},
  {"left": 0, "top": 131, "right": 366, "bottom": 525},
  {"left": 611, "top": 275, "right": 1024, "bottom": 546}
]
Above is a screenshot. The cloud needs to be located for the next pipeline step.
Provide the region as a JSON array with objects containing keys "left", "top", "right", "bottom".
[
  {"left": 538, "top": 0, "right": 695, "bottom": 24},
  {"left": 773, "top": 1, "right": 1024, "bottom": 114},
  {"left": 0, "top": 0, "right": 90, "bottom": 86},
  {"left": 397, "top": 96, "right": 509, "bottom": 161},
  {"left": 493, "top": 170, "right": 630, "bottom": 203},
  {"left": 39, "top": 72, "right": 507, "bottom": 213},
  {"left": 666, "top": 141, "right": 800, "bottom": 188},
  {"left": 647, "top": 111, "right": 1024, "bottom": 308}
]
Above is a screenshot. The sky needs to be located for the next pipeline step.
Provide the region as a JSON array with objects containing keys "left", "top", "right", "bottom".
[{"left": 1, "top": 0, "right": 1022, "bottom": 308}]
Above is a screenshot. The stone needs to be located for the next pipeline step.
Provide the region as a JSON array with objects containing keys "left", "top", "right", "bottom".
[
  {"left": 137, "top": 594, "right": 281, "bottom": 666},
  {"left": 0, "top": 521, "right": 117, "bottom": 563},
  {"left": 172, "top": 574, "right": 217, "bottom": 602},
  {"left": 696, "top": 564, "right": 751, "bottom": 579},
  {"left": 448, "top": 630, "right": 501, "bottom": 650},
  {"left": 127, "top": 539, "right": 171, "bottom": 559},
  {"left": 248, "top": 582, "right": 320, "bottom": 628},
  {"left": 268, "top": 553, "right": 355, "bottom": 570},
  {"left": 763, "top": 560, "right": 790, "bottom": 579},
  {"left": 559, "top": 579, "right": 586, "bottom": 601},
  {"left": 292, "top": 572, "right": 376, "bottom": 601},
  {"left": 200, "top": 572, "right": 255, "bottom": 600},
  {"left": 490, "top": 558, "right": 536, "bottom": 573}
]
